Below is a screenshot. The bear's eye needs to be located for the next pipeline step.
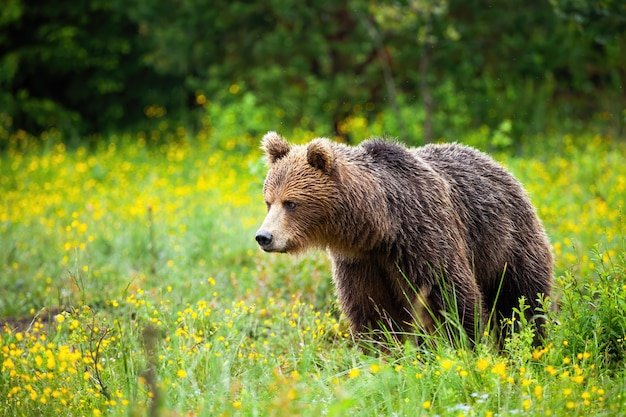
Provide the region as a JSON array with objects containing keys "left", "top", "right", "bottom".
[
  {"left": 265, "top": 201, "right": 271, "bottom": 211},
  {"left": 283, "top": 200, "right": 297, "bottom": 211}
]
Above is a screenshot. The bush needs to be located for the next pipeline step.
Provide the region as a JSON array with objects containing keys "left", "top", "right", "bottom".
[{"left": 558, "top": 244, "right": 626, "bottom": 367}]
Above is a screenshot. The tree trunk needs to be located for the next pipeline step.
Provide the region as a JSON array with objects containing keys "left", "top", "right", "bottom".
[
  {"left": 356, "top": 9, "right": 409, "bottom": 143},
  {"left": 419, "top": 15, "right": 434, "bottom": 144}
]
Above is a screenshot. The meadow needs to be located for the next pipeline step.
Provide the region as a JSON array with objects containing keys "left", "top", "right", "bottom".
[{"left": 1, "top": 128, "right": 625, "bottom": 416}]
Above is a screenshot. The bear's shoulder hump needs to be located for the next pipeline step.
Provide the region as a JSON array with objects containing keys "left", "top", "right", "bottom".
[{"left": 361, "top": 139, "right": 414, "bottom": 166}]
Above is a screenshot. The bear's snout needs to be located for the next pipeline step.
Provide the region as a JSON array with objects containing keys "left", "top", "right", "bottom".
[{"left": 255, "top": 230, "right": 273, "bottom": 250}]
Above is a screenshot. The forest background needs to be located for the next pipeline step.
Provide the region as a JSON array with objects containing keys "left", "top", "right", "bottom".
[{"left": 1, "top": 0, "right": 625, "bottom": 148}]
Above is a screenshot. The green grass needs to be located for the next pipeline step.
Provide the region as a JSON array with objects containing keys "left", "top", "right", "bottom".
[{"left": 1, "top": 131, "right": 626, "bottom": 416}]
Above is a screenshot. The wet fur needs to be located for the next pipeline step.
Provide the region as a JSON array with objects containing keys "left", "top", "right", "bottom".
[{"left": 257, "top": 132, "right": 553, "bottom": 347}]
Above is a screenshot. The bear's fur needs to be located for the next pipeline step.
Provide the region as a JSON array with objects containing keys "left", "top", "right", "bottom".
[{"left": 255, "top": 132, "right": 553, "bottom": 347}]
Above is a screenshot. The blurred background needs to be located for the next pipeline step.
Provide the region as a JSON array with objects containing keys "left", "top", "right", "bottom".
[{"left": 1, "top": 0, "right": 624, "bottom": 148}]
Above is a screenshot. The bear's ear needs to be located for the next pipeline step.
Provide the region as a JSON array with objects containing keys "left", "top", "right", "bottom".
[
  {"left": 307, "top": 139, "right": 334, "bottom": 174},
  {"left": 261, "top": 131, "right": 290, "bottom": 164}
]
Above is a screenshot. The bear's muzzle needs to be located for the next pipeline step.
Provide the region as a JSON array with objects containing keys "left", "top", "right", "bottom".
[{"left": 255, "top": 230, "right": 274, "bottom": 251}]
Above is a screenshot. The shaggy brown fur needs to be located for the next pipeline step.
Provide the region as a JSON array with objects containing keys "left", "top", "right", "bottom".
[{"left": 255, "top": 132, "right": 553, "bottom": 347}]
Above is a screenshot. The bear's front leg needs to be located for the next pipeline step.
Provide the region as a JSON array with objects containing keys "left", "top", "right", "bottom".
[{"left": 331, "top": 257, "right": 414, "bottom": 344}]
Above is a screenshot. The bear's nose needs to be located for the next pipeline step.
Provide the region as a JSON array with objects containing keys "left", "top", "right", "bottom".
[{"left": 255, "top": 230, "right": 273, "bottom": 248}]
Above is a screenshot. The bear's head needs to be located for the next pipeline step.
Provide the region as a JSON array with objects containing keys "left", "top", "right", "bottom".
[{"left": 255, "top": 132, "right": 340, "bottom": 253}]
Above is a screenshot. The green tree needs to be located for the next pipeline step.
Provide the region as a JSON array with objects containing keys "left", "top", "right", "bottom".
[
  {"left": 550, "top": 0, "right": 626, "bottom": 134},
  {"left": 0, "top": 0, "right": 186, "bottom": 143},
  {"left": 1, "top": 0, "right": 623, "bottom": 144}
]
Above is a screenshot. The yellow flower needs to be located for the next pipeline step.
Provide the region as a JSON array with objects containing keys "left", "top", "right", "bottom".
[
  {"left": 348, "top": 368, "right": 360, "bottom": 379},
  {"left": 422, "top": 400, "right": 431, "bottom": 409},
  {"left": 369, "top": 364, "right": 380, "bottom": 373},
  {"left": 440, "top": 358, "right": 454, "bottom": 371},
  {"left": 2, "top": 358, "right": 15, "bottom": 369},
  {"left": 476, "top": 358, "right": 489, "bottom": 372},
  {"left": 177, "top": 369, "right": 187, "bottom": 378},
  {"left": 287, "top": 388, "right": 297, "bottom": 400},
  {"left": 532, "top": 347, "right": 548, "bottom": 360},
  {"left": 572, "top": 375, "right": 585, "bottom": 384},
  {"left": 491, "top": 362, "right": 507, "bottom": 378}
]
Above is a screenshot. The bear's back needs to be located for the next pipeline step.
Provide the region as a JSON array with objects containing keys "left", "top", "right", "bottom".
[
  {"left": 415, "top": 143, "right": 544, "bottom": 288},
  {"left": 415, "top": 143, "right": 514, "bottom": 185},
  {"left": 415, "top": 143, "right": 528, "bottom": 209}
]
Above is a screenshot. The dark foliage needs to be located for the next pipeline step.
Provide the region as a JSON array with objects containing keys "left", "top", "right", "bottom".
[{"left": 0, "top": 0, "right": 624, "bottom": 144}]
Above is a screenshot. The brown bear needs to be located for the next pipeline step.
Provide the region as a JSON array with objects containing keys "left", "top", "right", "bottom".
[{"left": 255, "top": 131, "right": 553, "bottom": 347}]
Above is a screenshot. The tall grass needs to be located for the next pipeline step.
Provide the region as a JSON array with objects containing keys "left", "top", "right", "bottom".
[{"left": 1, "top": 131, "right": 625, "bottom": 416}]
